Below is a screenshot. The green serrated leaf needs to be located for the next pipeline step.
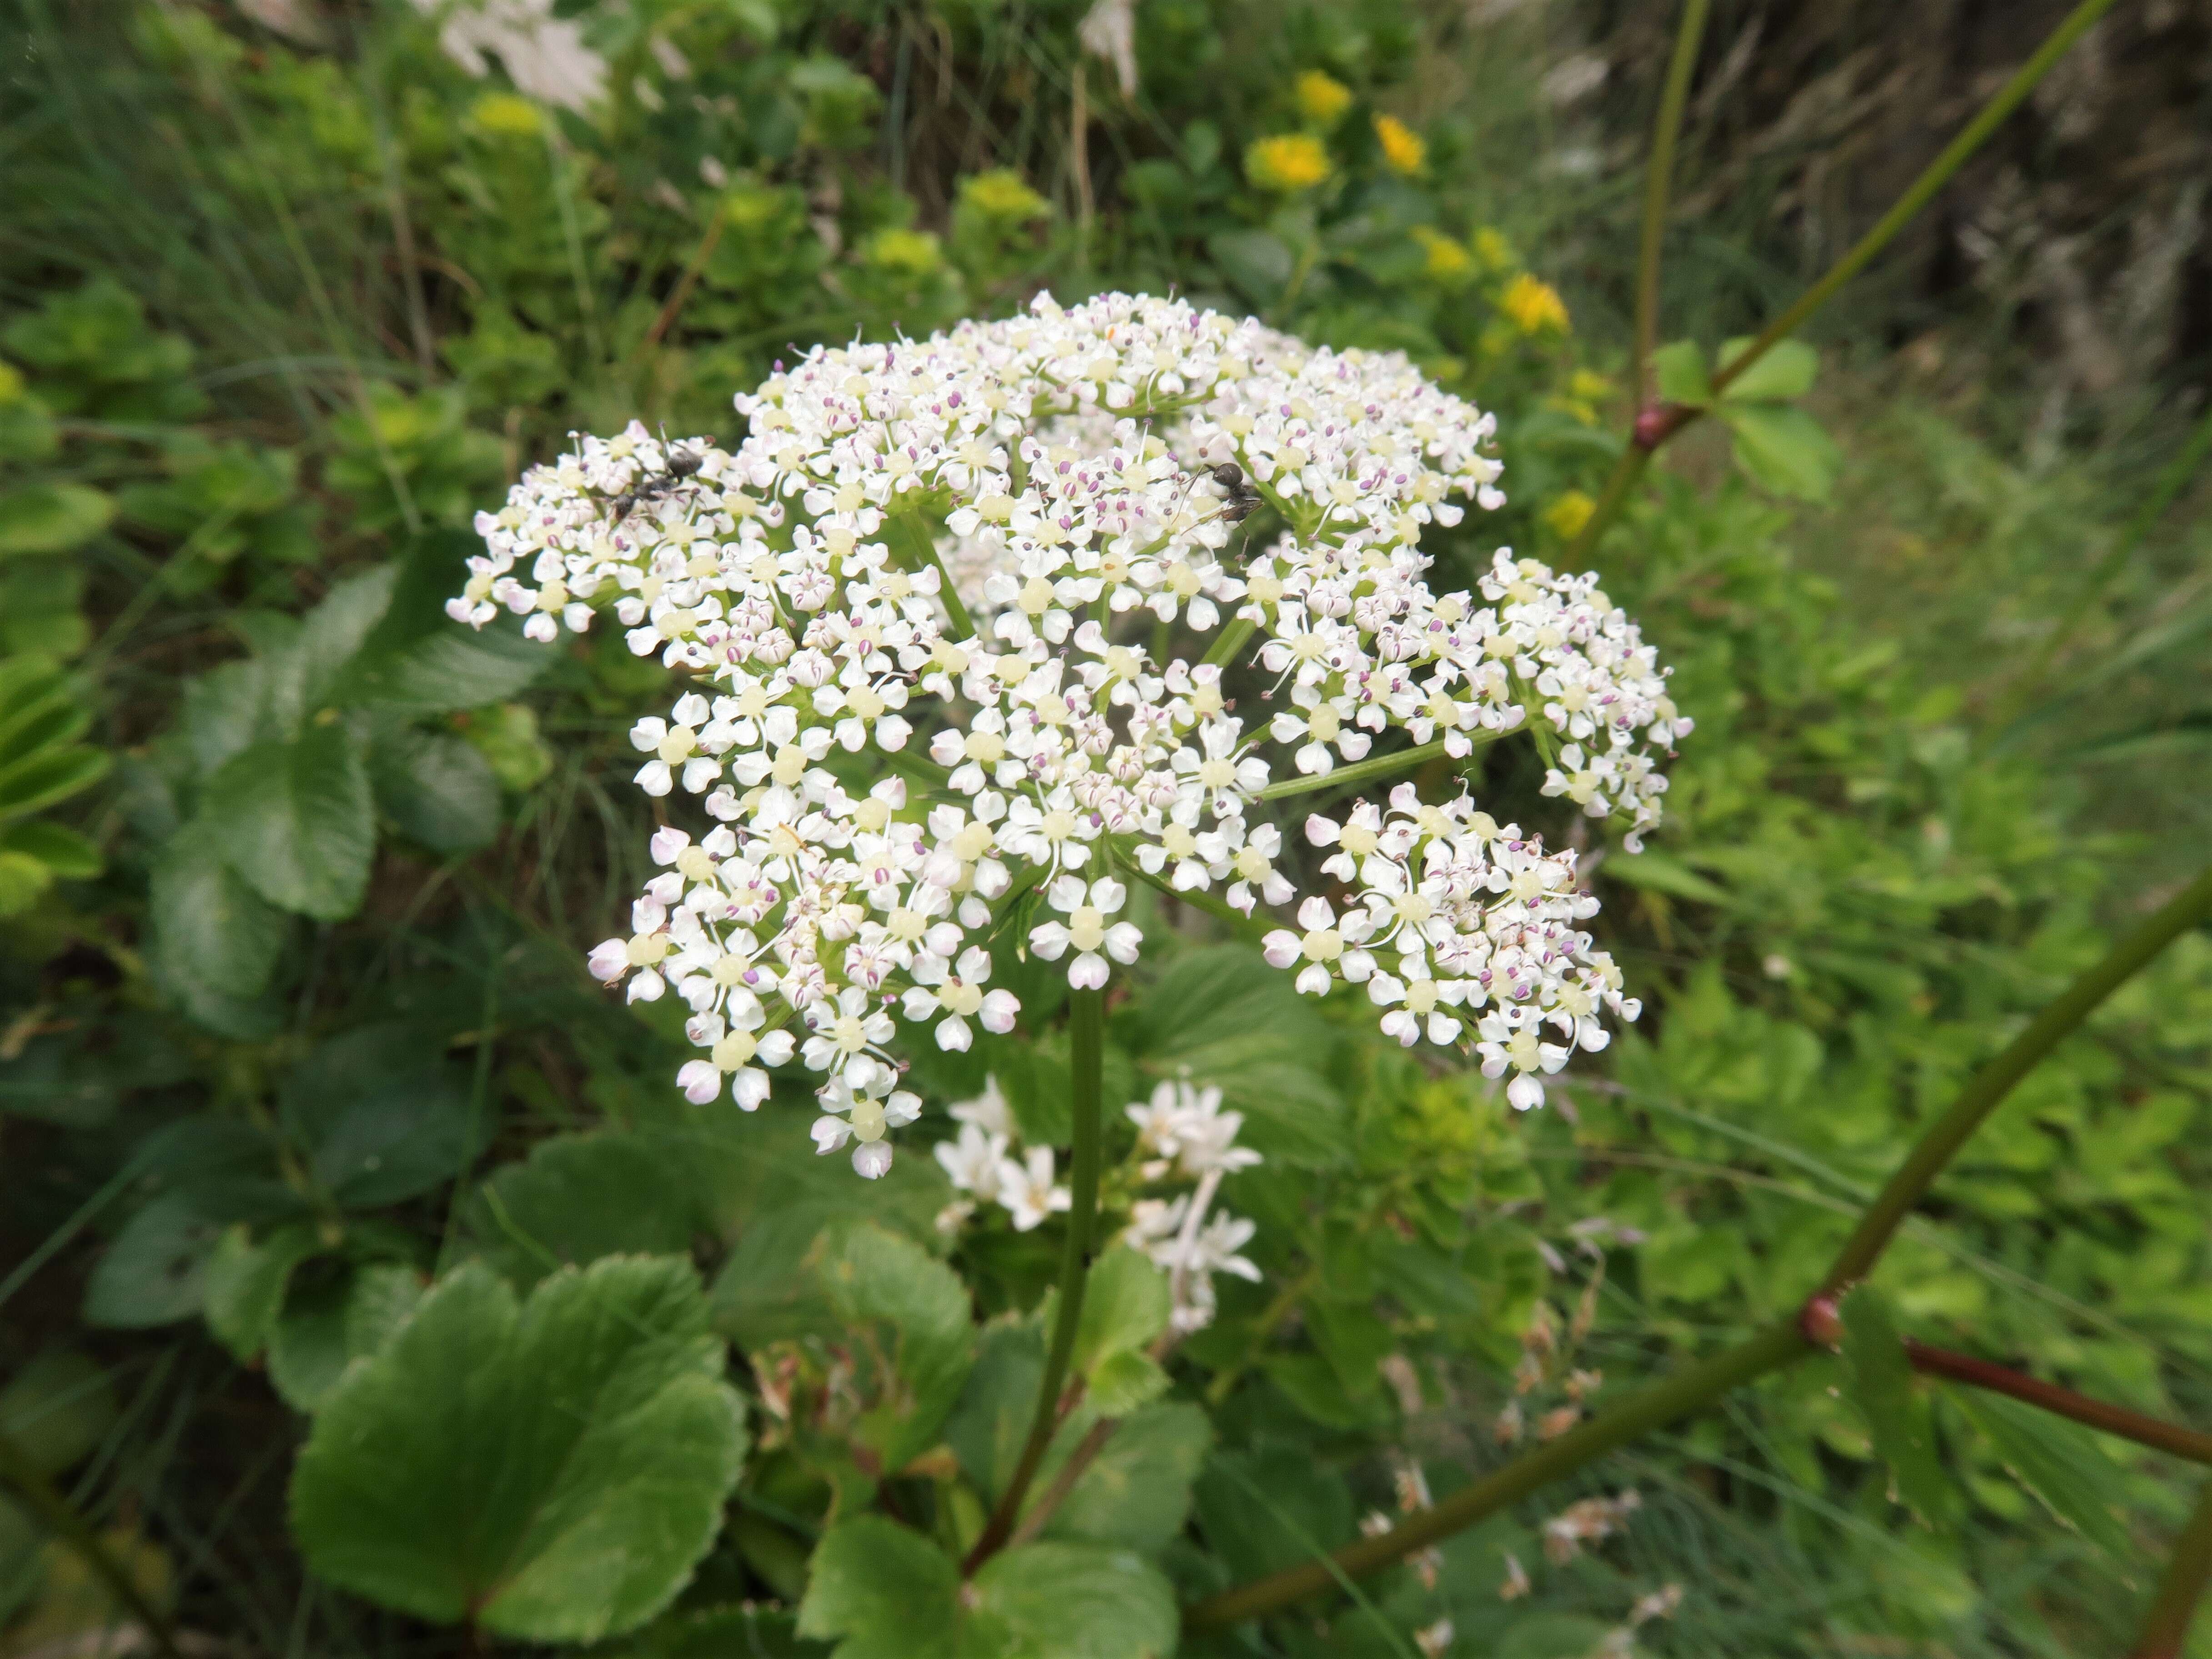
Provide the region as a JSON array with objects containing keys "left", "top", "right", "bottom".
[
  {"left": 269, "top": 1261, "right": 424, "bottom": 1413},
  {"left": 946, "top": 1323, "right": 1045, "bottom": 1503},
  {"left": 0, "top": 483, "right": 114, "bottom": 555},
  {"left": 201, "top": 1223, "right": 323, "bottom": 1363},
  {"left": 1839, "top": 1287, "right": 1952, "bottom": 1524},
  {"left": 1042, "top": 1403, "right": 1211, "bottom": 1553},
  {"left": 82, "top": 1195, "right": 226, "bottom": 1329},
  {"left": 1085, "top": 1349, "right": 1170, "bottom": 1417},
  {"left": 149, "top": 817, "right": 288, "bottom": 1005},
  {"left": 201, "top": 721, "right": 375, "bottom": 920},
  {"left": 1719, "top": 336, "right": 1819, "bottom": 402},
  {"left": 816, "top": 1222, "right": 975, "bottom": 1471},
  {"left": 1953, "top": 1390, "right": 2131, "bottom": 1557},
  {"left": 1650, "top": 340, "right": 1712, "bottom": 407},
  {"left": 964, "top": 1540, "right": 1178, "bottom": 1659},
  {"left": 368, "top": 724, "right": 501, "bottom": 854},
  {"left": 472, "top": 1131, "right": 707, "bottom": 1290},
  {"left": 1073, "top": 1246, "right": 1170, "bottom": 1377},
  {"left": 1720, "top": 402, "right": 1841, "bottom": 502},
  {"left": 278, "top": 1024, "right": 475, "bottom": 1209},
  {"left": 290, "top": 1256, "right": 746, "bottom": 1642},
  {"left": 794, "top": 1516, "right": 959, "bottom": 1659},
  {"left": 329, "top": 532, "right": 549, "bottom": 714}
]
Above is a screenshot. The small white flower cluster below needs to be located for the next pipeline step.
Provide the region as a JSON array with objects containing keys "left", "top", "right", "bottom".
[{"left": 447, "top": 292, "right": 1687, "bottom": 1175}]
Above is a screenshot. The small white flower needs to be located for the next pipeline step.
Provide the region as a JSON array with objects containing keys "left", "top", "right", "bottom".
[{"left": 1028, "top": 874, "right": 1141, "bottom": 989}]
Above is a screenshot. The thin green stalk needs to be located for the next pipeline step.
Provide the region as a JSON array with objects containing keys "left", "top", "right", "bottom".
[
  {"left": 1259, "top": 739, "right": 1443, "bottom": 801},
  {"left": 1183, "top": 1321, "right": 1809, "bottom": 1628},
  {"left": 1818, "top": 863, "right": 2212, "bottom": 1293},
  {"left": 2130, "top": 1479, "right": 2212, "bottom": 1659},
  {"left": 889, "top": 510, "right": 975, "bottom": 639},
  {"left": 1126, "top": 862, "right": 1270, "bottom": 942},
  {"left": 1712, "top": 0, "right": 2118, "bottom": 399},
  {"left": 963, "top": 987, "right": 1105, "bottom": 1572},
  {"left": 1201, "top": 617, "right": 1255, "bottom": 669},
  {"left": 0, "top": 1430, "right": 186, "bottom": 1659},
  {"left": 1567, "top": 0, "right": 2118, "bottom": 562},
  {"left": 1631, "top": 0, "right": 1713, "bottom": 412}
]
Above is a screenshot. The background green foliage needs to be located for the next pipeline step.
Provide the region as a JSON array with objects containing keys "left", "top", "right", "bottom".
[{"left": 3, "top": 0, "right": 2209, "bottom": 1656}]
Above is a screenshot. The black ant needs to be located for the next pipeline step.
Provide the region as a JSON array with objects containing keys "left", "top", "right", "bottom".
[
  {"left": 606, "top": 434, "right": 708, "bottom": 527},
  {"left": 1210, "top": 461, "right": 1264, "bottom": 523}
]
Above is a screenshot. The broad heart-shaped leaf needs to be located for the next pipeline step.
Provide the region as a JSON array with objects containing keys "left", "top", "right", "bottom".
[
  {"left": 1719, "top": 335, "right": 1819, "bottom": 402},
  {"left": 1042, "top": 1402, "right": 1212, "bottom": 1554},
  {"left": 963, "top": 1540, "right": 1178, "bottom": 1659},
  {"left": 471, "top": 1130, "right": 708, "bottom": 1290},
  {"left": 367, "top": 723, "right": 500, "bottom": 854},
  {"left": 795, "top": 1519, "right": 1176, "bottom": 1659},
  {"left": 795, "top": 1516, "right": 959, "bottom": 1659},
  {"left": 1719, "top": 401, "right": 1841, "bottom": 502},
  {"left": 1952, "top": 1390, "right": 2132, "bottom": 1557},
  {"left": 327, "top": 530, "right": 550, "bottom": 714},
  {"left": 278, "top": 1023, "right": 474, "bottom": 1208},
  {"left": 1649, "top": 340, "right": 1713, "bottom": 407},
  {"left": 201, "top": 719, "right": 376, "bottom": 920},
  {"left": 148, "top": 820, "right": 288, "bottom": 997},
  {"left": 1838, "top": 1286, "right": 1953, "bottom": 1525},
  {"left": 290, "top": 1256, "right": 746, "bottom": 1642},
  {"left": 268, "top": 1261, "right": 423, "bottom": 1413}
]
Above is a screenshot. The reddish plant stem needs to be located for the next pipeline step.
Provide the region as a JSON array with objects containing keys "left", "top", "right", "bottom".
[{"left": 1902, "top": 1339, "right": 2212, "bottom": 1466}]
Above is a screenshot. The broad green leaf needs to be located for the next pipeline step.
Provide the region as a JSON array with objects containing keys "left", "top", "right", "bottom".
[
  {"left": 1650, "top": 340, "right": 1712, "bottom": 407},
  {"left": 0, "top": 483, "right": 114, "bottom": 555},
  {"left": 0, "top": 850, "right": 50, "bottom": 916},
  {"left": 814, "top": 1222, "right": 975, "bottom": 1470},
  {"left": 600, "top": 1604, "right": 819, "bottom": 1659},
  {"left": 1492, "top": 1614, "right": 1618, "bottom": 1659},
  {"left": 0, "top": 671, "right": 86, "bottom": 767},
  {"left": 269, "top": 1262, "right": 424, "bottom": 1413},
  {"left": 1072, "top": 1246, "right": 1170, "bottom": 1377},
  {"left": 291, "top": 1257, "right": 747, "bottom": 1642},
  {"left": 0, "top": 1350, "right": 119, "bottom": 1476},
  {"left": 328, "top": 531, "right": 549, "bottom": 714},
  {"left": 963, "top": 1541, "right": 1178, "bottom": 1659},
  {"left": 201, "top": 1223, "right": 322, "bottom": 1362},
  {"left": 1720, "top": 402, "right": 1841, "bottom": 502},
  {"left": 795, "top": 1516, "right": 959, "bottom": 1659},
  {"left": 794, "top": 1522, "right": 1174, "bottom": 1659},
  {"left": 82, "top": 1194, "right": 225, "bottom": 1329},
  {"left": 201, "top": 720, "right": 375, "bottom": 920},
  {"left": 369, "top": 724, "right": 500, "bottom": 853},
  {"left": 278, "top": 1024, "right": 475, "bottom": 1208},
  {"left": 149, "top": 818, "right": 287, "bottom": 1004},
  {"left": 1719, "top": 335, "right": 1819, "bottom": 402},
  {"left": 473, "top": 1131, "right": 707, "bottom": 1289},
  {"left": 1839, "top": 1287, "right": 1952, "bottom": 1525},
  {"left": 946, "top": 1323, "right": 1045, "bottom": 1502},
  {"left": 1042, "top": 1403, "right": 1211, "bottom": 1553},
  {"left": 1953, "top": 1391, "right": 2131, "bottom": 1557},
  {"left": 1086, "top": 1349, "right": 1170, "bottom": 1416},
  {"left": 297, "top": 566, "right": 400, "bottom": 714}
]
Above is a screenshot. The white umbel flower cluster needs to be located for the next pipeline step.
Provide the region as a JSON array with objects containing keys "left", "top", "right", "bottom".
[{"left": 449, "top": 292, "right": 1689, "bottom": 1175}]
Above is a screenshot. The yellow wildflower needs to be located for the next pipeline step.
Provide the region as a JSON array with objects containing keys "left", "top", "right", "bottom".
[
  {"left": 1473, "top": 227, "right": 1515, "bottom": 272},
  {"left": 469, "top": 92, "right": 543, "bottom": 139},
  {"left": 1245, "top": 133, "right": 1332, "bottom": 192},
  {"left": 959, "top": 168, "right": 1049, "bottom": 221},
  {"left": 1412, "top": 227, "right": 1472, "bottom": 282},
  {"left": 1544, "top": 491, "right": 1595, "bottom": 540},
  {"left": 1294, "top": 70, "right": 1352, "bottom": 124},
  {"left": 1373, "top": 114, "right": 1426, "bottom": 175},
  {"left": 1568, "top": 369, "right": 1614, "bottom": 403},
  {"left": 866, "top": 228, "right": 942, "bottom": 277},
  {"left": 1502, "top": 272, "right": 1569, "bottom": 335}
]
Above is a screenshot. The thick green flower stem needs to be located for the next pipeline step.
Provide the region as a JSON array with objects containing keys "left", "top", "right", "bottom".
[
  {"left": 1818, "top": 863, "right": 2212, "bottom": 1295},
  {"left": 963, "top": 986, "right": 1106, "bottom": 1573},
  {"left": 0, "top": 1429, "right": 186, "bottom": 1659},
  {"left": 1184, "top": 862, "right": 2212, "bottom": 1626},
  {"left": 1630, "top": 0, "right": 1713, "bottom": 412},
  {"left": 2130, "top": 1480, "right": 2212, "bottom": 1659},
  {"left": 1183, "top": 1321, "right": 1810, "bottom": 1629}
]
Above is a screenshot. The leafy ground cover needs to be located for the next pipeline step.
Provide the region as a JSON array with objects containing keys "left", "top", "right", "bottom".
[{"left": 2, "top": 1, "right": 2208, "bottom": 1656}]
